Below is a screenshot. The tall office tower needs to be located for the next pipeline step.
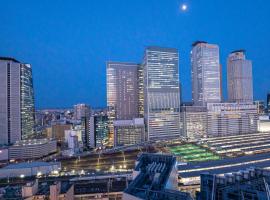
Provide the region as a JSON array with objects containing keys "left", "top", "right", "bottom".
[
  {"left": 0, "top": 57, "right": 35, "bottom": 145},
  {"left": 227, "top": 50, "right": 253, "bottom": 103},
  {"left": 143, "top": 47, "right": 181, "bottom": 141},
  {"left": 73, "top": 103, "right": 91, "bottom": 120},
  {"left": 106, "top": 62, "right": 139, "bottom": 142},
  {"left": 191, "top": 41, "right": 222, "bottom": 106}
]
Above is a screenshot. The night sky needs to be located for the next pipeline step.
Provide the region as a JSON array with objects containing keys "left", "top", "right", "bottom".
[{"left": 1, "top": 0, "right": 269, "bottom": 108}]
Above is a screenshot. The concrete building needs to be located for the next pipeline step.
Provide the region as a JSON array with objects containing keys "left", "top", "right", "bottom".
[
  {"left": 89, "top": 115, "right": 109, "bottom": 148},
  {"left": 51, "top": 124, "right": 72, "bottom": 142},
  {"left": 143, "top": 47, "right": 181, "bottom": 141},
  {"left": 73, "top": 103, "right": 91, "bottom": 120},
  {"left": 0, "top": 57, "right": 35, "bottom": 145},
  {"left": 114, "top": 118, "right": 145, "bottom": 147},
  {"left": 4, "top": 176, "right": 128, "bottom": 199},
  {"left": 123, "top": 153, "right": 192, "bottom": 200},
  {"left": 65, "top": 131, "right": 80, "bottom": 155},
  {"left": 207, "top": 103, "right": 258, "bottom": 137},
  {"left": 21, "top": 180, "right": 74, "bottom": 200},
  {"left": 197, "top": 168, "right": 270, "bottom": 200},
  {"left": 258, "top": 115, "right": 270, "bottom": 132},
  {"left": 227, "top": 50, "right": 253, "bottom": 103},
  {"left": 9, "top": 138, "right": 57, "bottom": 161},
  {"left": 0, "top": 161, "right": 61, "bottom": 178},
  {"left": 0, "top": 147, "right": 9, "bottom": 162},
  {"left": 180, "top": 106, "right": 207, "bottom": 139},
  {"left": 254, "top": 100, "right": 265, "bottom": 115},
  {"left": 191, "top": 42, "right": 222, "bottom": 106},
  {"left": 107, "top": 62, "right": 140, "bottom": 144}
]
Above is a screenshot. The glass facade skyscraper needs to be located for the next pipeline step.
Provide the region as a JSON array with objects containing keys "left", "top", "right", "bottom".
[
  {"left": 20, "top": 64, "right": 35, "bottom": 139},
  {"left": 106, "top": 62, "right": 140, "bottom": 144},
  {"left": 0, "top": 57, "right": 35, "bottom": 145},
  {"left": 191, "top": 41, "right": 222, "bottom": 106},
  {"left": 89, "top": 115, "right": 109, "bottom": 148},
  {"left": 143, "top": 47, "right": 181, "bottom": 141},
  {"left": 227, "top": 50, "right": 253, "bottom": 103}
]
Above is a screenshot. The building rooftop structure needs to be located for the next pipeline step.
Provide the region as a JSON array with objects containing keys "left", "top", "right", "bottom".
[
  {"left": 35, "top": 181, "right": 73, "bottom": 195},
  {"left": 124, "top": 153, "right": 192, "bottom": 200},
  {"left": 231, "top": 49, "right": 246, "bottom": 53},
  {"left": 12, "top": 138, "right": 55, "bottom": 146},
  {"left": 178, "top": 152, "right": 270, "bottom": 186},
  {"left": 0, "top": 56, "right": 20, "bottom": 63},
  {"left": 192, "top": 41, "right": 207, "bottom": 47},
  {"left": 197, "top": 168, "right": 270, "bottom": 200},
  {"left": 2, "top": 161, "right": 57, "bottom": 170}
]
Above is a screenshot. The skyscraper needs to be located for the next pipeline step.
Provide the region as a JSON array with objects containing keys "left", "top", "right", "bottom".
[
  {"left": 191, "top": 41, "right": 222, "bottom": 106},
  {"left": 106, "top": 62, "right": 140, "bottom": 142},
  {"left": 0, "top": 57, "right": 35, "bottom": 145},
  {"left": 143, "top": 47, "right": 181, "bottom": 141},
  {"left": 227, "top": 50, "right": 253, "bottom": 103}
]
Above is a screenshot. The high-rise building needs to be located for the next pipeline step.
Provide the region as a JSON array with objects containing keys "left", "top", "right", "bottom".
[
  {"left": 227, "top": 50, "right": 253, "bottom": 103},
  {"left": 143, "top": 47, "right": 181, "bottom": 141},
  {"left": 89, "top": 115, "right": 109, "bottom": 148},
  {"left": 0, "top": 57, "right": 35, "bottom": 145},
  {"left": 106, "top": 62, "right": 140, "bottom": 143},
  {"left": 73, "top": 103, "right": 91, "bottom": 120},
  {"left": 191, "top": 41, "right": 222, "bottom": 106}
]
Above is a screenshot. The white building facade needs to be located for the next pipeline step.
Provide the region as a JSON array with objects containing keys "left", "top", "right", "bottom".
[
  {"left": 207, "top": 103, "right": 258, "bottom": 137},
  {"left": 227, "top": 50, "right": 253, "bottom": 103},
  {"left": 191, "top": 42, "right": 222, "bottom": 106}
]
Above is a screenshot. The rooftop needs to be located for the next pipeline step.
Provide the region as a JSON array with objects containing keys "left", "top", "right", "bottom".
[
  {"left": 178, "top": 152, "right": 270, "bottom": 178},
  {"left": 36, "top": 181, "right": 73, "bottom": 195},
  {"left": 192, "top": 41, "right": 207, "bottom": 47},
  {"left": 12, "top": 138, "right": 55, "bottom": 147},
  {"left": 231, "top": 49, "right": 246, "bottom": 54},
  {"left": 0, "top": 56, "right": 20, "bottom": 63},
  {"left": 2, "top": 161, "right": 59, "bottom": 170},
  {"left": 125, "top": 153, "right": 192, "bottom": 199}
]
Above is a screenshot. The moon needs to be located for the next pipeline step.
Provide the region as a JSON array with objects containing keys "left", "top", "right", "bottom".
[{"left": 181, "top": 4, "right": 187, "bottom": 11}]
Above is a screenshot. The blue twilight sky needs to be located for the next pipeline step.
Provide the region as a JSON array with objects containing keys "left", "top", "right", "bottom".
[{"left": 0, "top": 0, "right": 270, "bottom": 109}]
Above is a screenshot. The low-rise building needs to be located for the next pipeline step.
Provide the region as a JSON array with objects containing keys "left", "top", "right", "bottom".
[
  {"left": 258, "top": 115, "right": 270, "bottom": 132},
  {"left": 123, "top": 153, "right": 192, "bottom": 200},
  {"left": 207, "top": 102, "right": 258, "bottom": 137},
  {"left": 0, "top": 161, "right": 61, "bottom": 178},
  {"left": 9, "top": 138, "right": 57, "bottom": 161},
  {"left": 114, "top": 118, "right": 145, "bottom": 147},
  {"left": 197, "top": 168, "right": 270, "bottom": 200},
  {"left": 0, "top": 147, "right": 9, "bottom": 162},
  {"left": 181, "top": 106, "right": 207, "bottom": 139},
  {"left": 52, "top": 124, "right": 72, "bottom": 142}
]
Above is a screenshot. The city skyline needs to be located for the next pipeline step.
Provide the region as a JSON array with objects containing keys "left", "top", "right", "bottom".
[{"left": 1, "top": 0, "right": 270, "bottom": 108}]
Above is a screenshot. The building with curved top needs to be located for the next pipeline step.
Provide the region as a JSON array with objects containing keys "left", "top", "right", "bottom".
[{"left": 9, "top": 138, "right": 57, "bottom": 161}]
